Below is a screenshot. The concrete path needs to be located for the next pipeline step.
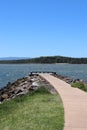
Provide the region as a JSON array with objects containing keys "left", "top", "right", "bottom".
[{"left": 39, "top": 73, "right": 87, "bottom": 130}]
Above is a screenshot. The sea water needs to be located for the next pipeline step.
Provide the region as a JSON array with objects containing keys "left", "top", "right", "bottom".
[{"left": 0, "top": 64, "right": 87, "bottom": 88}]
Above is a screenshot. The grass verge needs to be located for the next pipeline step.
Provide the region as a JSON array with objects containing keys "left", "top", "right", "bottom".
[
  {"left": 71, "top": 82, "right": 87, "bottom": 92},
  {"left": 0, "top": 87, "right": 64, "bottom": 130}
]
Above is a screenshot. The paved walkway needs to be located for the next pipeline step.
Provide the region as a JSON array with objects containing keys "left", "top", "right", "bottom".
[{"left": 39, "top": 73, "right": 87, "bottom": 130}]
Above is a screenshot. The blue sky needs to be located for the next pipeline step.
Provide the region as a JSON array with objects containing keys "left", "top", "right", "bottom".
[{"left": 0, "top": 0, "right": 87, "bottom": 58}]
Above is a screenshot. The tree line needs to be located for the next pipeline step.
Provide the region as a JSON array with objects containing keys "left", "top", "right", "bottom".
[{"left": 0, "top": 56, "right": 87, "bottom": 64}]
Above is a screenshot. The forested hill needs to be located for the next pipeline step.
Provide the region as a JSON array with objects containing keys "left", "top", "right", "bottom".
[{"left": 0, "top": 56, "right": 87, "bottom": 64}]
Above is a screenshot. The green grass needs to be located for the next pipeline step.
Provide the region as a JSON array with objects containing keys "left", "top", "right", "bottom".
[
  {"left": 0, "top": 87, "right": 64, "bottom": 130},
  {"left": 71, "top": 82, "right": 87, "bottom": 92}
]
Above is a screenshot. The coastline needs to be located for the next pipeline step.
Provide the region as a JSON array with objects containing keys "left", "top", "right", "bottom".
[
  {"left": 0, "top": 72, "right": 87, "bottom": 103},
  {"left": 0, "top": 73, "right": 57, "bottom": 103}
]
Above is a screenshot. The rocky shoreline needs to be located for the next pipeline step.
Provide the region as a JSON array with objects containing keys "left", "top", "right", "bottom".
[
  {"left": 0, "top": 73, "right": 87, "bottom": 103},
  {"left": 52, "top": 73, "right": 87, "bottom": 87},
  {"left": 0, "top": 73, "right": 57, "bottom": 103}
]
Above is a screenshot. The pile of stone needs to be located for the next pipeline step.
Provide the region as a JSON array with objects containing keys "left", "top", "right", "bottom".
[
  {"left": 1, "top": 72, "right": 86, "bottom": 103},
  {"left": 0, "top": 74, "right": 57, "bottom": 103},
  {"left": 52, "top": 73, "right": 86, "bottom": 85}
]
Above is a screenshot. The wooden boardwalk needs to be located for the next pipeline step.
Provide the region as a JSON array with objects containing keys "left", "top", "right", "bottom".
[{"left": 39, "top": 73, "right": 87, "bottom": 130}]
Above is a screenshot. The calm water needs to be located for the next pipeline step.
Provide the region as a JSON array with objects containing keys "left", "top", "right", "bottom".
[{"left": 0, "top": 64, "right": 87, "bottom": 88}]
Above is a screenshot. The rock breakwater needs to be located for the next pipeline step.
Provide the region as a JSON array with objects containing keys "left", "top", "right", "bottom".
[
  {"left": 0, "top": 72, "right": 87, "bottom": 103},
  {"left": 52, "top": 73, "right": 87, "bottom": 88},
  {"left": 0, "top": 74, "right": 57, "bottom": 103}
]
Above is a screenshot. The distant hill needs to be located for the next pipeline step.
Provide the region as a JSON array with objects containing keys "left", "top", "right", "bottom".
[
  {"left": 0, "top": 56, "right": 87, "bottom": 64},
  {"left": 0, "top": 57, "right": 30, "bottom": 60}
]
